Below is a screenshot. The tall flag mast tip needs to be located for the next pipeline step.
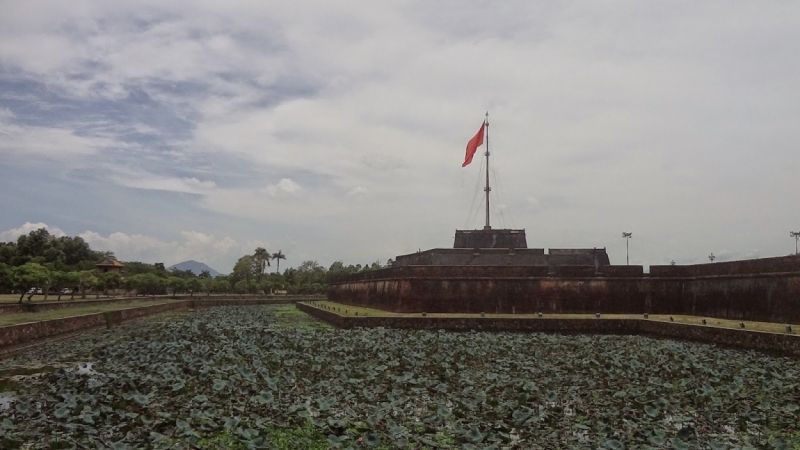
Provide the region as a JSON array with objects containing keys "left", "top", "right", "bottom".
[{"left": 461, "top": 113, "right": 492, "bottom": 229}]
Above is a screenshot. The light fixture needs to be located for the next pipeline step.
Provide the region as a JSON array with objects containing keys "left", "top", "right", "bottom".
[{"left": 622, "top": 232, "right": 632, "bottom": 265}]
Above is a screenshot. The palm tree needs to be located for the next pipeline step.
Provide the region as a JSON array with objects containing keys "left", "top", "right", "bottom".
[
  {"left": 253, "top": 247, "right": 271, "bottom": 282},
  {"left": 272, "top": 250, "right": 286, "bottom": 273}
]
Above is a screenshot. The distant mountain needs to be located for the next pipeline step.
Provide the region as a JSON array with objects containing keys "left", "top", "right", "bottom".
[{"left": 167, "top": 260, "right": 220, "bottom": 277}]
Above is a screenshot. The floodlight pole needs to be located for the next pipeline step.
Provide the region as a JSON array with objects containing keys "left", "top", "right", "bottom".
[
  {"left": 791, "top": 231, "right": 800, "bottom": 255},
  {"left": 622, "top": 232, "right": 632, "bottom": 265}
]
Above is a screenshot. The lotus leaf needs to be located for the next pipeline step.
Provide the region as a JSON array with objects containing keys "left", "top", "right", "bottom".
[{"left": 3, "top": 305, "right": 800, "bottom": 448}]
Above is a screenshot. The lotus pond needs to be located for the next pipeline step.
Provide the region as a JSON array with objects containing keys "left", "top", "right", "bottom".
[{"left": 1, "top": 305, "right": 800, "bottom": 449}]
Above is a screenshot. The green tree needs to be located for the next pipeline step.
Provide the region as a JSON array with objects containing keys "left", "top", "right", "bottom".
[
  {"left": 259, "top": 279, "right": 273, "bottom": 295},
  {"left": 169, "top": 268, "right": 196, "bottom": 279},
  {"left": 198, "top": 270, "right": 212, "bottom": 279},
  {"left": 0, "top": 242, "right": 17, "bottom": 266},
  {"left": 102, "top": 272, "right": 122, "bottom": 297},
  {"left": 78, "top": 271, "right": 97, "bottom": 299},
  {"left": 51, "top": 270, "right": 69, "bottom": 301},
  {"left": 136, "top": 273, "right": 165, "bottom": 296},
  {"left": 296, "top": 260, "right": 326, "bottom": 285},
  {"left": 123, "top": 274, "right": 140, "bottom": 296},
  {"left": 253, "top": 247, "right": 271, "bottom": 282},
  {"left": 57, "top": 236, "right": 95, "bottom": 267},
  {"left": 167, "top": 277, "right": 186, "bottom": 298},
  {"left": 122, "top": 262, "right": 158, "bottom": 276},
  {"left": 200, "top": 278, "right": 213, "bottom": 296},
  {"left": 92, "top": 276, "right": 106, "bottom": 299},
  {"left": 187, "top": 278, "right": 202, "bottom": 297},
  {"left": 0, "top": 262, "right": 11, "bottom": 293},
  {"left": 13, "top": 263, "right": 51, "bottom": 303},
  {"left": 15, "top": 228, "right": 52, "bottom": 265},
  {"left": 272, "top": 250, "right": 286, "bottom": 274},
  {"left": 231, "top": 255, "right": 254, "bottom": 286},
  {"left": 215, "top": 278, "right": 231, "bottom": 294},
  {"left": 60, "top": 271, "right": 80, "bottom": 300},
  {"left": 234, "top": 279, "right": 248, "bottom": 294}
]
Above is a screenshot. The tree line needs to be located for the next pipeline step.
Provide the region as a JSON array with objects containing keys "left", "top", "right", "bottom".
[{"left": 0, "top": 228, "right": 390, "bottom": 303}]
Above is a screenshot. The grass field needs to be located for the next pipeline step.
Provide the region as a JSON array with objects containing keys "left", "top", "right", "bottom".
[
  {"left": 310, "top": 300, "right": 798, "bottom": 334},
  {"left": 0, "top": 300, "right": 174, "bottom": 327}
]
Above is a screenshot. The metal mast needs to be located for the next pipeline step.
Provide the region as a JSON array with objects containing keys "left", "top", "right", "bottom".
[{"left": 484, "top": 111, "right": 491, "bottom": 230}]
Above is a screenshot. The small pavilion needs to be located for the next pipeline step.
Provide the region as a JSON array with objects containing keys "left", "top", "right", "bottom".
[{"left": 95, "top": 256, "right": 125, "bottom": 274}]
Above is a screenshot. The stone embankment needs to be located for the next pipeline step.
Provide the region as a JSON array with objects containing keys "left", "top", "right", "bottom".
[
  {"left": 297, "top": 302, "right": 800, "bottom": 357},
  {"left": 0, "top": 295, "right": 320, "bottom": 314},
  {"left": 0, "top": 297, "right": 316, "bottom": 355}
]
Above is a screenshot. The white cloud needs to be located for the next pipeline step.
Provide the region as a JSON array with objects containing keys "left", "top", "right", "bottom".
[
  {"left": 78, "top": 229, "right": 267, "bottom": 273},
  {"left": 0, "top": 117, "right": 116, "bottom": 159},
  {"left": 263, "top": 178, "right": 302, "bottom": 199},
  {"left": 111, "top": 175, "right": 217, "bottom": 194},
  {"left": 0, "top": 222, "right": 66, "bottom": 242},
  {"left": 526, "top": 197, "right": 541, "bottom": 214},
  {"left": 1, "top": 1, "right": 800, "bottom": 267},
  {"left": 346, "top": 186, "right": 367, "bottom": 199}
]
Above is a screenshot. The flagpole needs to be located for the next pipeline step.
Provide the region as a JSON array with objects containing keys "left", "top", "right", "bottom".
[{"left": 484, "top": 111, "right": 491, "bottom": 230}]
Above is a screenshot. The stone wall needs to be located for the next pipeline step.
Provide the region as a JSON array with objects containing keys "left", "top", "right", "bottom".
[
  {"left": 0, "top": 302, "right": 189, "bottom": 351},
  {"left": 0, "top": 297, "right": 309, "bottom": 354},
  {"left": 189, "top": 298, "right": 304, "bottom": 308},
  {"left": 328, "top": 255, "right": 800, "bottom": 323},
  {"left": 297, "top": 303, "right": 800, "bottom": 356},
  {"left": 0, "top": 297, "right": 155, "bottom": 315},
  {"left": 0, "top": 295, "right": 311, "bottom": 315}
]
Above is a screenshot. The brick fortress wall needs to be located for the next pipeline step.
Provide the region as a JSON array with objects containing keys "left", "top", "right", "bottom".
[{"left": 328, "top": 255, "right": 800, "bottom": 323}]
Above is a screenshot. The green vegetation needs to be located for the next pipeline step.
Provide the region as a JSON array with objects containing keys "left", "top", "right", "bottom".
[
  {"left": 272, "top": 305, "right": 331, "bottom": 330},
  {"left": 2, "top": 305, "right": 800, "bottom": 448},
  {"left": 0, "top": 227, "right": 383, "bottom": 304},
  {"left": 0, "top": 300, "right": 172, "bottom": 326}
]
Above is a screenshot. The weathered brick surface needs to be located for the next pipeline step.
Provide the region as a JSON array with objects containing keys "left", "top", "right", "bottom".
[{"left": 328, "top": 256, "right": 800, "bottom": 323}]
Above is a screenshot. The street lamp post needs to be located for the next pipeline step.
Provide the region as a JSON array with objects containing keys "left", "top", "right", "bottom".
[
  {"left": 791, "top": 231, "right": 800, "bottom": 256},
  {"left": 622, "top": 232, "right": 632, "bottom": 265}
]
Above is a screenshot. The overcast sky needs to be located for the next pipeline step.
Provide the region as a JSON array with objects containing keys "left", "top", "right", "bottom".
[{"left": 1, "top": 1, "right": 799, "bottom": 273}]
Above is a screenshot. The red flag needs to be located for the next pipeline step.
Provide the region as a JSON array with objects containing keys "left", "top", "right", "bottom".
[{"left": 462, "top": 121, "right": 485, "bottom": 167}]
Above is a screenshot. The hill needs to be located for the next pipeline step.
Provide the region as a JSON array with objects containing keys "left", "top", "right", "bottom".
[{"left": 167, "top": 260, "right": 220, "bottom": 277}]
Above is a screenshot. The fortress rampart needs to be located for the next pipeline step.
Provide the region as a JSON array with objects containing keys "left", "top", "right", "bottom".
[{"left": 328, "top": 254, "right": 800, "bottom": 323}]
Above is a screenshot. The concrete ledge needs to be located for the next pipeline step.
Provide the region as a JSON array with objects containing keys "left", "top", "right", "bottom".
[{"left": 297, "top": 303, "right": 800, "bottom": 357}]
